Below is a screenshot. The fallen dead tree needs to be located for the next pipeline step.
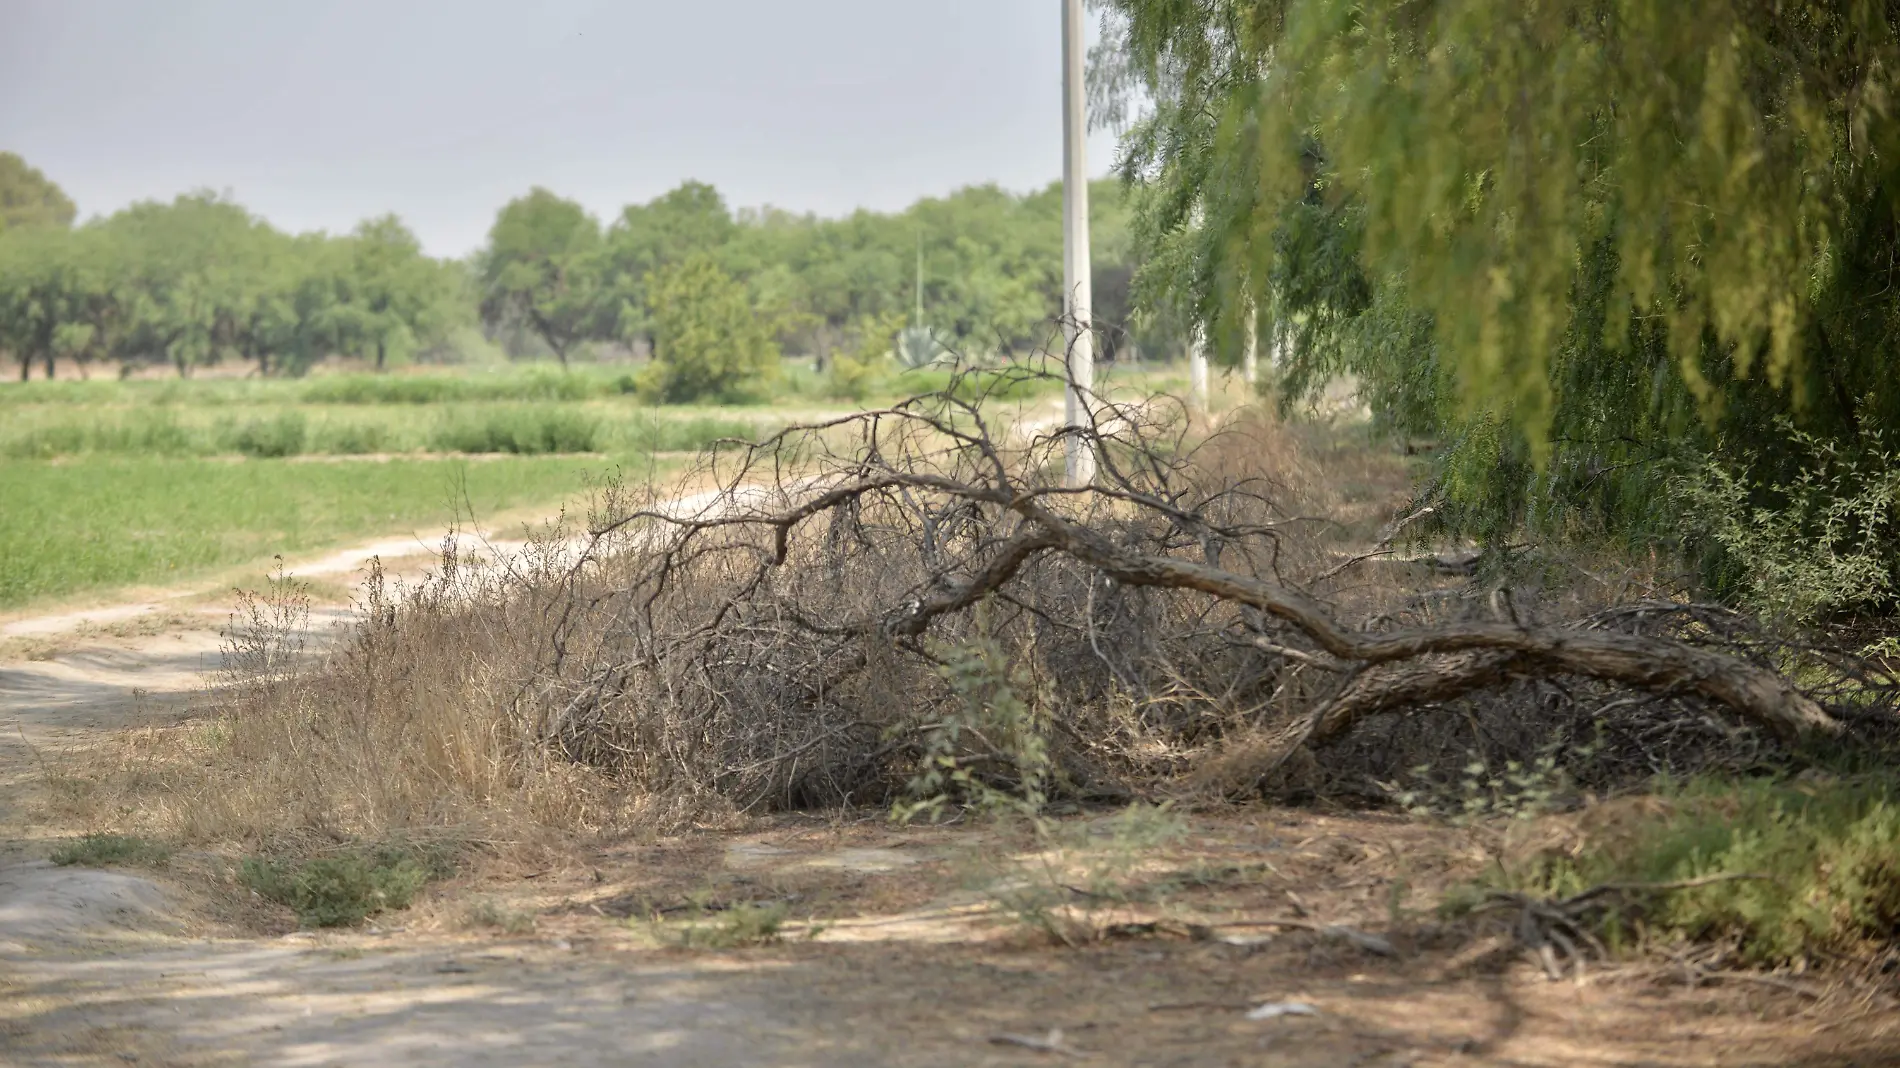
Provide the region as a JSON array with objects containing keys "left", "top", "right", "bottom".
[
  {"left": 523, "top": 365, "right": 1841, "bottom": 808},
  {"left": 195, "top": 365, "right": 1873, "bottom": 839}
]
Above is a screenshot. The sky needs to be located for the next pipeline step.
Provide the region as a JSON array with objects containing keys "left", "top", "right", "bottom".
[{"left": 0, "top": 1, "right": 1122, "bottom": 259}]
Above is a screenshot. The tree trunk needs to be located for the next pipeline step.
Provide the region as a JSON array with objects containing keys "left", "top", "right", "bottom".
[
  {"left": 42, "top": 351, "right": 56, "bottom": 380},
  {"left": 376, "top": 340, "right": 387, "bottom": 372}
]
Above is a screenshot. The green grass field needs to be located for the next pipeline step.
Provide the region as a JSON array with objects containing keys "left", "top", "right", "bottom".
[{"left": 0, "top": 455, "right": 623, "bottom": 608}]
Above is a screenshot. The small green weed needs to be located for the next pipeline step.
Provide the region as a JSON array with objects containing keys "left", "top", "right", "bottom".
[
  {"left": 672, "top": 901, "right": 789, "bottom": 949},
  {"left": 894, "top": 608, "right": 1052, "bottom": 825},
  {"left": 239, "top": 843, "right": 448, "bottom": 928},
  {"left": 50, "top": 833, "right": 173, "bottom": 869},
  {"left": 1392, "top": 739, "right": 1594, "bottom": 824},
  {"left": 982, "top": 803, "right": 1188, "bottom": 945},
  {"left": 463, "top": 898, "right": 538, "bottom": 935}
]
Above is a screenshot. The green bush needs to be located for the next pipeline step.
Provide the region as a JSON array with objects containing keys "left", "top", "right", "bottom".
[
  {"left": 623, "top": 414, "right": 762, "bottom": 453},
  {"left": 1674, "top": 433, "right": 1900, "bottom": 622},
  {"left": 1498, "top": 776, "right": 1900, "bottom": 964},
  {"left": 50, "top": 833, "right": 173, "bottom": 869},
  {"left": 638, "top": 255, "right": 780, "bottom": 403},
  {"left": 3, "top": 410, "right": 198, "bottom": 459},
  {"left": 428, "top": 406, "right": 601, "bottom": 454},
  {"left": 299, "top": 367, "right": 612, "bottom": 405},
  {"left": 239, "top": 845, "right": 441, "bottom": 928},
  {"left": 309, "top": 419, "right": 396, "bottom": 455},
  {"left": 226, "top": 412, "right": 308, "bottom": 458}
]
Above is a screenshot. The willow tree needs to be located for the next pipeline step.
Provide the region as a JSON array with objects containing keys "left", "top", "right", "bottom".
[{"left": 1100, "top": 0, "right": 1900, "bottom": 612}]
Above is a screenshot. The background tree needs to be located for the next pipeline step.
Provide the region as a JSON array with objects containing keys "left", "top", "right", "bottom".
[
  {"left": 479, "top": 189, "right": 606, "bottom": 368},
  {"left": 0, "top": 152, "right": 77, "bottom": 234},
  {"left": 606, "top": 181, "right": 738, "bottom": 348},
  {"left": 638, "top": 253, "right": 779, "bottom": 403},
  {"left": 331, "top": 215, "right": 457, "bottom": 372},
  {"left": 0, "top": 225, "right": 76, "bottom": 379}
]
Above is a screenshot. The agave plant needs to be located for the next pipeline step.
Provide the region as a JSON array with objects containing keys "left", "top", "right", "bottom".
[{"left": 895, "top": 324, "right": 949, "bottom": 369}]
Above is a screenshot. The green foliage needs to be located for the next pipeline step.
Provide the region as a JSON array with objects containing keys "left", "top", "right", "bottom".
[
  {"left": 328, "top": 215, "right": 462, "bottom": 372},
  {"left": 1, "top": 170, "right": 1161, "bottom": 386},
  {"left": 1393, "top": 739, "right": 1595, "bottom": 824},
  {"left": 427, "top": 405, "right": 601, "bottom": 454},
  {"left": 1497, "top": 777, "right": 1900, "bottom": 964},
  {"left": 0, "top": 190, "right": 461, "bottom": 381},
  {"left": 895, "top": 610, "right": 1052, "bottom": 824},
  {"left": 621, "top": 413, "right": 764, "bottom": 453},
  {"left": 463, "top": 899, "right": 538, "bottom": 935},
  {"left": 980, "top": 804, "right": 1188, "bottom": 946},
  {"left": 50, "top": 833, "right": 173, "bottom": 869},
  {"left": 826, "top": 313, "right": 903, "bottom": 401},
  {"left": 239, "top": 844, "right": 442, "bottom": 928},
  {"left": 479, "top": 188, "right": 606, "bottom": 368},
  {"left": 299, "top": 366, "right": 607, "bottom": 404},
  {"left": 671, "top": 901, "right": 789, "bottom": 949},
  {"left": 0, "top": 152, "right": 76, "bottom": 233},
  {"left": 1100, "top": 0, "right": 1900, "bottom": 593},
  {"left": 1675, "top": 431, "right": 1900, "bottom": 621},
  {"left": 639, "top": 255, "right": 780, "bottom": 403},
  {"left": 226, "top": 412, "right": 309, "bottom": 459}
]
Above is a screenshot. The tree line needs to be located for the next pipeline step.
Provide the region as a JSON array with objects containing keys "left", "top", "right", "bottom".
[{"left": 0, "top": 151, "right": 1162, "bottom": 392}]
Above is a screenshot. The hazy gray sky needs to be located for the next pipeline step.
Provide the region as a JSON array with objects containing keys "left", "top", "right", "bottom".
[{"left": 0, "top": 1, "right": 1120, "bottom": 258}]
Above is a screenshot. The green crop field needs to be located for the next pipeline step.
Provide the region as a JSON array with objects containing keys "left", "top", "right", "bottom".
[
  {"left": 0, "top": 454, "right": 625, "bottom": 608},
  {"left": 0, "top": 364, "right": 830, "bottom": 610}
]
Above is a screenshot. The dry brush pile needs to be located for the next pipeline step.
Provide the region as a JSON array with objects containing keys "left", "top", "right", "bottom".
[{"left": 176, "top": 367, "right": 1896, "bottom": 844}]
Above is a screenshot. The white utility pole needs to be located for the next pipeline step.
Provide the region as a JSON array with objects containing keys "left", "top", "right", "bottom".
[
  {"left": 1061, "top": 0, "right": 1096, "bottom": 486},
  {"left": 1189, "top": 331, "right": 1209, "bottom": 414},
  {"left": 1242, "top": 305, "right": 1259, "bottom": 387}
]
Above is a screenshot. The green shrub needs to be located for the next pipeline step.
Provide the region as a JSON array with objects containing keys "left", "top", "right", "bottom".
[
  {"left": 50, "top": 833, "right": 173, "bottom": 868},
  {"left": 226, "top": 412, "right": 308, "bottom": 458},
  {"left": 1674, "top": 432, "right": 1900, "bottom": 622},
  {"left": 3, "top": 410, "right": 198, "bottom": 459},
  {"left": 428, "top": 406, "right": 601, "bottom": 454},
  {"left": 638, "top": 255, "right": 780, "bottom": 403},
  {"left": 310, "top": 419, "right": 396, "bottom": 455},
  {"left": 1498, "top": 776, "right": 1900, "bottom": 964},
  {"left": 623, "top": 415, "right": 762, "bottom": 453},
  {"left": 299, "top": 368, "right": 611, "bottom": 405},
  {"left": 238, "top": 845, "right": 441, "bottom": 928}
]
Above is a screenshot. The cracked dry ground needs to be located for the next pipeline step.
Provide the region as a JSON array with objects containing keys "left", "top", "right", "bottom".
[{"left": 3, "top": 616, "right": 1899, "bottom": 1067}]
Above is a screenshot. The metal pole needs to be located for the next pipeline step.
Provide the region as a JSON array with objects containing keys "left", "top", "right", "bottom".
[
  {"left": 1188, "top": 330, "right": 1209, "bottom": 415},
  {"left": 1061, "top": 0, "right": 1096, "bottom": 486},
  {"left": 1242, "top": 304, "right": 1258, "bottom": 387}
]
